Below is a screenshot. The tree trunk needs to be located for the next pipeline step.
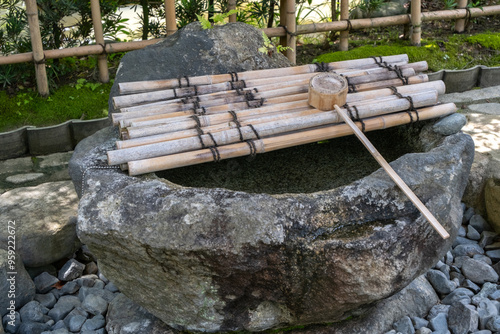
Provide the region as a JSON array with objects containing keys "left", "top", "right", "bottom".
[
  {"left": 141, "top": 0, "right": 149, "bottom": 40},
  {"left": 268, "top": 0, "right": 276, "bottom": 28}
]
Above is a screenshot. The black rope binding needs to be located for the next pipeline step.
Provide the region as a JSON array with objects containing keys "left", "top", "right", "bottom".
[
  {"left": 98, "top": 43, "right": 107, "bottom": 55},
  {"left": 228, "top": 110, "right": 244, "bottom": 142},
  {"left": 342, "top": 19, "right": 352, "bottom": 31},
  {"left": 278, "top": 24, "right": 298, "bottom": 37},
  {"left": 315, "top": 62, "right": 330, "bottom": 72},
  {"left": 207, "top": 132, "right": 221, "bottom": 162},
  {"left": 388, "top": 86, "right": 419, "bottom": 123},
  {"left": 371, "top": 56, "right": 409, "bottom": 86},
  {"left": 344, "top": 104, "right": 366, "bottom": 132},
  {"left": 341, "top": 74, "right": 357, "bottom": 93},
  {"left": 229, "top": 71, "right": 239, "bottom": 82}
]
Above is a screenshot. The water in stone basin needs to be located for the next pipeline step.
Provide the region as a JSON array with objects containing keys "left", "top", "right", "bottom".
[{"left": 157, "top": 124, "right": 423, "bottom": 194}]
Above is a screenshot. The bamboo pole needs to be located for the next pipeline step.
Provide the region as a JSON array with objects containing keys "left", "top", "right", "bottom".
[
  {"left": 90, "top": 0, "right": 109, "bottom": 83},
  {"left": 279, "top": 0, "right": 287, "bottom": 54},
  {"left": 455, "top": 0, "right": 469, "bottom": 32},
  {"left": 411, "top": 0, "right": 422, "bottom": 46},
  {"left": 228, "top": 0, "right": 237, "bottom": 23},
  {"left": 125, "top": 103, "right": 457, "bottom": 175},
  {"left": 117, "top": 54, "right": 410, "bottom": 94},
  {"left": 262, "top": 6, "right": 500, "bottom": 37},
  {"left": 123, "top": 88, "right": 436, "bottom": 139},
  {"left": 113, "top": 66, "right": 417, "bottom": 109},
  {"left": 165, "top": 0, "right": 177, "bottom": 35},
  {"left": 285, "top": 0, "right": 296, "bottom": 63},
  {"left": 334, "top": 104, "right": 449, "bottom": 239},
  {"left": 339, "top": 0, "right": 349, "bottom": 51},
  {"left": 25, "top": 0, "right": 49, "bottom": 97}
]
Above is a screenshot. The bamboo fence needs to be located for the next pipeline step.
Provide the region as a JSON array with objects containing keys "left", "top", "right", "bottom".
[{"left": 1, "top": 0, "right": 500, "bottom": 95}]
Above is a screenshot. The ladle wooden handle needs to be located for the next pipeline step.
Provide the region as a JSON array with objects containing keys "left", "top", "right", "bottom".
[{"left": 334, "top": 105, "right": 450, "bottom": 239}]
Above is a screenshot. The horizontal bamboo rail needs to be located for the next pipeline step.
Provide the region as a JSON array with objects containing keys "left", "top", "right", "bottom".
[{"left": 125, "top": 103, "right": 457, "bottom": 175}]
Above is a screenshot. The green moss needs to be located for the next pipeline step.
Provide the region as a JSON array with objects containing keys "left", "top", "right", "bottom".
[
  {"left": 466, "top": 32, "right": 500, "bottom": 50},
  {"left": 0, "top": 81, "right": 112, "bottom": 132},
  {"left": 315, "top": 40, "right": 478, "bottom": 71}
]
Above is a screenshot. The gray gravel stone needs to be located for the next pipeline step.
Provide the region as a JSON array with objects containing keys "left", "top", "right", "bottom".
[
  {"left": 429, "top": 312, "right": 448, "bottom": 332},
  {"left": 48, "top": 295, "right": 81, "bottom": 322},
  {"left": 442, "top": 288, "right": 475, "bottom": 305},
  {"left": 19, "top": 300, "right": 44, "bottom": 322},
  {"left": 416, "top": 328, "right": 432, "bottom": 334},
  {"left": 479, "top": 231, "right": 498, "bottom": 249},
  {"left": 486, "top": 249, "right": 500, "bottom": 262},
  {"left": 52, "top": 319, "right": 67, "bottom": 331},
  {"left": 58, "top": 259, "right": 85, "bottom": 282},
  {"left": 427, "top": 269, "right": 456, "bottom": 295},
  {"left": 488, "top": 290, "right": 500, "bottom": 300},
  {"left": 33, "top": 272, "right": 59, "bottom": 294},
  {"left": 448, "top": 301, "right": 479, "bottom": 334},
  {"left": 470, "top": 215, "right": 492, "bottom": 234},
  {"left": 82, "top": 294, "right": 108, "bottom": 316},
  {"left": 3, "top": 311, "right": 20, "bottom": 334},
  {"left": 433, "top": 113, "right": 467, "bottom": 135},
  {"left": 63, "top": 307, "right": 88, "bottom": 328},
  {"left": 472, "top": 330, "right": 492, "bottom": 334},
  {"left": 34, "top": 293, "right": 57, "bottom": 308},
  {"left": 76, "top": 276, "right": 96, "bottom": 288},
  {"left": 17, "top": 320, "right": 51, "bottom": 334},
  {"left": 429, "top": 304, "right": 452, "bottom": 319},
  {"left": 477, "top": 298, "right": 498, "bottom": 330},
  {"left": 473, "top": 254, "right": 493, "bottom": 265},
  {"left": 104, "top": 282, "right": 119, "bottom": 293},
  {"left": 463, "top": 207, "right": 475, "bottom": 223},
  {"left": 68, "top": 314, "right": 86, "bottom": 332},
  {"left": 468, "top": 225, "right": 482, "bottom": 240},
  {"left": 462, "top": 258, "right": 499, "bottom": 284},
  {"left": 486, "top": 315, "right": 500, "bottom": 332},
  {"left": 393, "top": 316, "right": 415, "bottom": 334},
  {"left": 411, "top": 316, "right": 429, "bottom": 330},
  {"left": 453, "top": 244, "right": 485, "bottom": 257},
  {"left": 453, "top": 237, "right": 479, "bottom": 248},
  {"left": 42, "top": 329, "right": 71, "bottom": 334},
  {"left": 84, "top": 262, "right": 98, "bottom": 276},
  {"left": 93, "top": 279, "right": 105, "bottom": 290},
  {"left": 81, "top": 314, "right": 106, "bottom": 331},
  {"left": 462, "top": 279, "right": 481, "bottom": 293},
  {"left": 60, "top": 281, "right": 80, "bottom": 295},
  {"left": 78, "top": 286, "right": 116, "bottom": 303}
]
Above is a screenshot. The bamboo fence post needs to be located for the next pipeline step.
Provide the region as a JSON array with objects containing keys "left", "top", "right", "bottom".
[
  {"left": 339, "top": 0, "right": 349, "bottom": 51},
  {"left": 25, "top": 0, "right": 49, "bottom": 97},
  {"left": 334, "top": 105, "right": 449, "bottom": 239},
  {"left": 285, "top": 0, "right": 296, "bottom": 64},
  {"left": 165, "top": 0, "right": 177, "bottom": 35},
  {"left": 411, "top": 0, "right": 422, "bottom": 46},
  {"left": 228, "top": 0, "right": 237, "bottom": 23},
  {"left": 279, "top": 0, "right": 287, "bottom": 51},
  {"left": 455, "top": 0, "right": 469, "bottom": 32},
  {"left": 90, "top": 0, "right": 109, "bottom": 83}
]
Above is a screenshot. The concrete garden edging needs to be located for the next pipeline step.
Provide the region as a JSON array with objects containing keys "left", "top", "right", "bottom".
[{"left": 0, "top": 64, "right": 499, "bottom": 160}]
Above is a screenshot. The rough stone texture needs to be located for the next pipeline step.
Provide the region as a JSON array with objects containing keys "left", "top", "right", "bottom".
[
  {"left": 485, "top": 178, "right": 500, "bottom": 233},
  {"left": 69, "top": 22, "right": 474, "bottom": 333},
  {"left": 0, "top": 181, "right": 80, "bottom": 267},
  {"left": 106, "top": 293, "right": 176, "bottom": 334},
  {"left": 448, "top": 302, "right": 479, "bottom": 334},
  {"left": 432, "top": 113, "right": 467, "bottom": 136},
  {"left": 33, "top": 272, "right": 59, "bottom": 294},
  {"left": 58, "top": 259, "right": 85, "bottom": 282},
  {"left": 461, "top": 258, "right": 499, "bottom": 284},
  {"left": 0, "top": 249, "right": 35, "bottom": 318}
]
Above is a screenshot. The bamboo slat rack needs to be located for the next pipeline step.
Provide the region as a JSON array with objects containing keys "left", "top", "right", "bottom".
[{"left": 107, "top": 54, "right": 457, "bottom": 178}]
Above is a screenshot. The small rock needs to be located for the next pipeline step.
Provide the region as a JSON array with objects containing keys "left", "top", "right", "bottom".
[
  {"left": 52, "top": 319, "right": 68, "bottom": 331},
  {"left": 384, "top": 330, "right": 397, "bottom": 334},
  {"left": 82, "top": 294, "right": 108, "bottom": 316},
  {"left": 458, "top": 226, "right": 467, "bottom": 237},
  {"left": 98, "top": 273, "right": 109, "bottom": 284},
  {"left": 16, "top": 321, "right": 51, "bottom": 334},
  {"left": 84, "top": 262, "right": 98, "bottom": 276},
  {"left": 473, "top": 254, "right": 492, "bottom": 265},
  {"left": 433, "top": 113, "right": 467, "bottom": 135},
  {"left": 462, "top": 258, "right": 499, "bottom": 284},
  {"left": 393, "top": 316, "right": 415, "bottom": 334},
  {"left": 60, "top": 281, "right": 80, "bottom": 295},
  {"left": 427, "top": 269, "right": 456, "bottom": 295},
  {"left": 479, "top": 231, "right": 498, "bottom": 248},
  {"left": 462, "top": 279, "right": 481, "bottom": 294},
  {"left": 472, "top": 330, "right": 492, "bottom": 334},
  {"left": 453, "top": 244, "right": 485, "bottom": 257},
  {"left": 43, "top": 328, "right": 71, "bottom": 334},
  {"left": 105, "top": 281, "right": 120, "bottom": 293},
  {"left": 448, "top": 301, "right": 479, "bottom": 334},
  {"left": 489, "top": 290, "right": 500, "bottom": 300},
  {"left": 477, "top": 299, "right": 498, "bottom": 330},
  {"left": 411, "top": 316, "right": 429, "bottom": 330},
  {"left": 68, "top": 314, "right": 87, "bottom": 332},
  {"left": 486, "top": 249, "right": 500, "bottom": 262},
  {"left": 78, "top": 286, "right": 116, "bottom": 303},
  {"left": 93, "top": 279, "right": 105, "bottom": 290},
  {"left": 3, "top": 311, "right": 21, "bottom": 334},
  {"left": 463, "top": 207, "right": 475, "bottom": 224},
  {"left": 429, "top": 312, "right": 448, "bottom": 332},
  {"left": 19, "top": 300, "right": 44, "bottom": 322},
  {"left": 81, "top": 314, "right": 106, "bottom": 331},
  {"left": 5, "top": 173, "right": 44, "bottom": 184},
  {"left": 472, "top": 283, "right": 499, "bottom": 305},
  {"left": 485, "top": 242, "right": 500, "bottom": 250},
  {"left": 48, "top": 295, "right": 81, "bottom": 322},
  {"left": 428, "top": 304, "right": 451, "bottom": 319},
  {"left": 58, "top": 259, "right": 85, "bottom": 282},
  {"left": 76, "top": 275, "right": 98, "bottom": 288},
  {"left": 445, "top": 251, "right": 454, "bottom": 266},
  {"left": 468, "top": 225, "right": 482, "bottom": 240},
  {"left": 76, "top": 245, "right": 97, "bottom": 263},
  {"left": 34, "top": 293, "right": 57, "bottom": 308},
  {"left": 470, "top": 215, "right": 493, "bottom": 234},
  {"left": 487, "top": 315, "right": 500, "bottom": 332},
  {"left": 442, "top": 288, "right": 474, "bottom": 305},
  {"left": 415, "top": 328, "right": 432, "bottom": 334},
  {"left": 33, "top": 272, "right": 59, "bottom": 294},
  {"left": 63, "top": 307, "right": 88, "bottom": 328},
  {"left": 453, "top": 237, "right": 479, "bottom": 248},
  {"left": 453, "top": 256, "right": 470, "bottom": 269}
]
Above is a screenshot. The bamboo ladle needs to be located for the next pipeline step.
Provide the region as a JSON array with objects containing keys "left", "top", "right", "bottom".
[{"left": 309, "top": 73, "right": 449, "bottom": 239}]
